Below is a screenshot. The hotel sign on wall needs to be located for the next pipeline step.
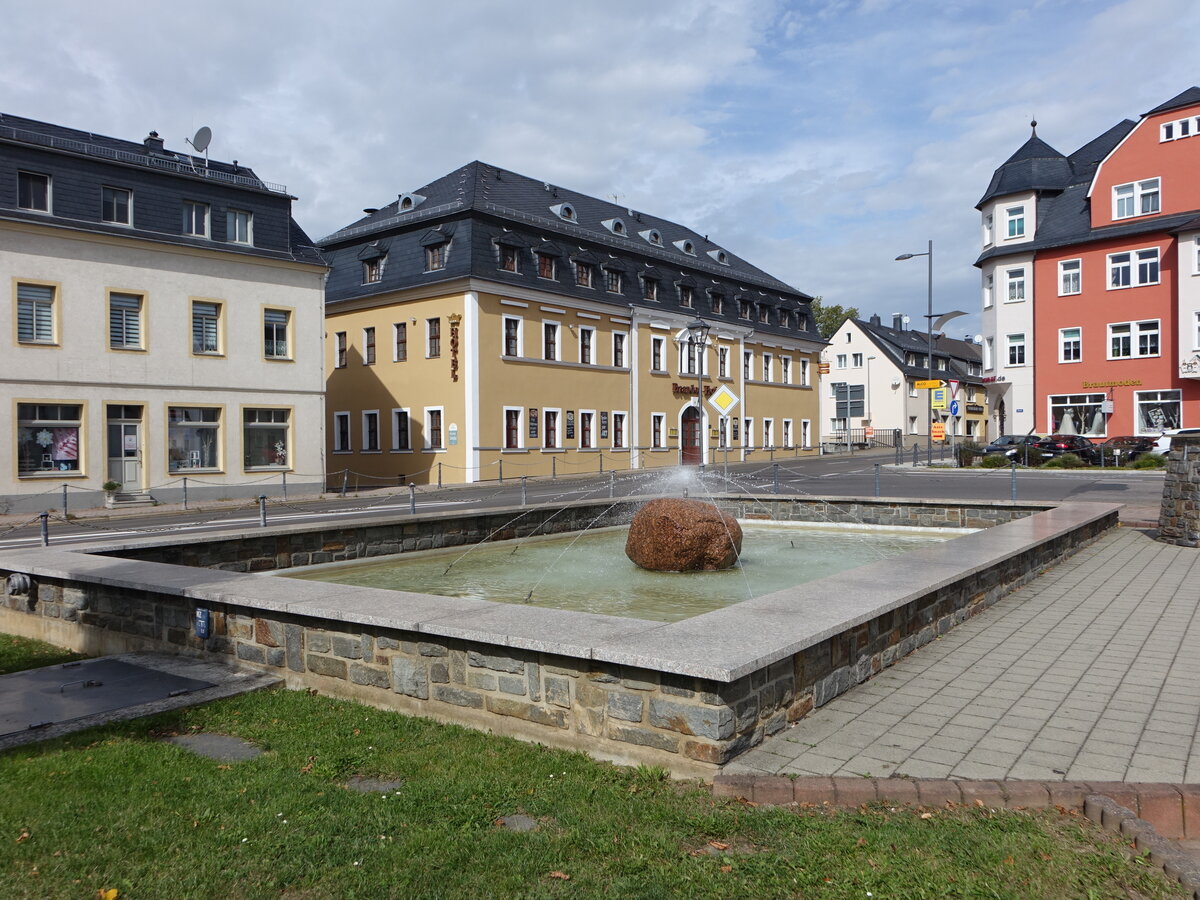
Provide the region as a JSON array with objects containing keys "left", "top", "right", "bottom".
[{"left": 1181, "top": 356, "right": 1200, "bottom": 379}]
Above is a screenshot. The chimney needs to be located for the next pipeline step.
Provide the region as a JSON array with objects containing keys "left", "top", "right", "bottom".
[
  {"left": 869, "top": 313, "right": 882, "bottom": 326},
  {"left": 143, "top": 131, "right": 165, "bottom": 155},
  {"left": 892, "top": 313, "right": 904, "bottom": 330}
]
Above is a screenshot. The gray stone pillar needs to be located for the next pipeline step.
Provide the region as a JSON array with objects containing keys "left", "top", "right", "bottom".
[{"left": 1157, "top": 435, "right": 1200, "bottom": 546}]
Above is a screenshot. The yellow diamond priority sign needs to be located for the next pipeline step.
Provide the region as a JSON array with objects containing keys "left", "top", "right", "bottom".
[{"left": 708, "top": 385, "right": 740, "bottom": 415}]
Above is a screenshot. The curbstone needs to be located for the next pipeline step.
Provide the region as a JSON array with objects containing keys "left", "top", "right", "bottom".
[
  {"left": 1046, "top": 781, "right": 1090, "bottom": 810},
  {"left": 833, "top": 778, "right": 878, "bottom": 807},
  {"left": 1179, "top": 784, "right": 1200, "bottom": 838},
  {"left": 712, "top": 774, "right": 756, "bottom": 800},
  {"left": 752, "top": 776, "right": 796, "bottom": 806},
  {"left": 958, "top": 780, "right": 1004, "bottom": 809},
  {"left": 1134, "top": 783, "right": 1184, "bottom": 839},
  {"left": 875, "top": 778, "right": 920, "bottom": 807},
  {"left": 1003, "top": 781, "right": 1051, "bottom": 810},
  {"left": 791, "top": 776, "right": 837, "bottom": 807},
  {"left": 916, "top": 780, "right": 962, "bottom": 808}
]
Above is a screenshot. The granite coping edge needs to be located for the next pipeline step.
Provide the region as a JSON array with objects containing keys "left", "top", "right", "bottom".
[{"left": 0, "top": 500, "right": 1119, "bottom": 683}]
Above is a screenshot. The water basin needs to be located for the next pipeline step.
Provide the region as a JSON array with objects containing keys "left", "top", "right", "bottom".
[{"left": 286, "top": 522, "right": 956, "bottom": 622}]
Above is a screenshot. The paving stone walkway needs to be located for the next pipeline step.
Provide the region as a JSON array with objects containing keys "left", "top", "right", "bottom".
[{"left": 725, "top": 527, "right": 1200, "bottom": 783}]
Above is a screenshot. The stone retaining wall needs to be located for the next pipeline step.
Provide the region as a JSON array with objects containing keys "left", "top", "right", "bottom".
[
  {"left": 0, "top": 498, "right": 1115, "bottom": 775},
  {"left": 1158, "top": 435, "right": 1200, "bottom": 547}
]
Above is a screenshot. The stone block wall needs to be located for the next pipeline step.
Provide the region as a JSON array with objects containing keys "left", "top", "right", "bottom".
[{"left": 1158, "top": 436, "right": 1200, "bottom": 547}]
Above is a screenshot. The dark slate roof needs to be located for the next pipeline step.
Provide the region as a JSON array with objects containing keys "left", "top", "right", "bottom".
[
  {"left": 855, "top": 317, "right": 982, "bottom": 384},
  {"left": 0, "top": 112, "right": 286, "bottom": 195},
  {"left": 1064, "top": 120, "right": 1136, "bottom": 186},
  {"left": 319, "top": 161, "right": 809, "bottom": 298},
  {"left": 976, "top": 132, "right": 1072, "bottom": 208},
  {"left": 1145, "top": 86, "right": 1200, "bottom": 116}
]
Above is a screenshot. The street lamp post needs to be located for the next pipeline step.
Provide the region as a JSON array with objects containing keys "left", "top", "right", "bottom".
[
  {"left": 866, "top": 355, "right": 877, "bottom": 426},
  {"left": 685, "top": 318, "right": 712, "bottom": 467},
  {"left": 896, "top": 240, "right": 934, "bottom": 463}
]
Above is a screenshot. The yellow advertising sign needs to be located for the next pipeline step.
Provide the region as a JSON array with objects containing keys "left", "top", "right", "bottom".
[
  {"left": 931, "top": 388, "right": 948, "bottom": 410},
  {"left": 931, "top": 422, "right": 946, "bottom": 442},
  {"left": 914, "top": 379, "right": 944, "bottom": 389}
]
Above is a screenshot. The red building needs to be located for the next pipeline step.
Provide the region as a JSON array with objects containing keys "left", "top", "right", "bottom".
[{"left": 978, "top": 87, "right": 1200, "bottom": 438}]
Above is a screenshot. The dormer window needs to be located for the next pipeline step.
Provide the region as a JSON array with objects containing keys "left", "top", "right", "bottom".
[
  {"left": 641, "top": 275, "right": 658, "bottom": 301},
  {"left": 426, "top": 244, "right": 446, "bottom": 271},
  {"left": 499, "top": 245, "right": 519, "bottom": 273},
  {"left": 1113, "top": 178, "right": 1160, "bottom": 219},
  {"left": 738, "top": 299, "right": 751, "bottom": 319},
  {"left": 550, "top": 203, "right": 576, "bottom": 222},
  {"left": 363, "top": 257, "right": 384, "bottom": 284},
  {"left": 673, "top": 239, "right": 696, "bottom": 256},
  {"left": 679, "top": 285, "right": 694, "bottom": 308},
  {"left": 398, "top": 192, "right": 426, "bottom": 212},
  {"left": 710, "top": 292, "right": 724, "bottom": 315},
  {"left": 603, "top": 218, "right": 626, "bottom": 235},
  {"left": 779, "top": 310, "right": 790, "bottom": 328},
  {"left": 639, "top": 229, "right": 662, "bottom": 246},
  {"left": 758, "top": 305, "right": 769, "bottom": 324},
  {"left": 707, "top": 249, "right": 730, "bottom": 265}
]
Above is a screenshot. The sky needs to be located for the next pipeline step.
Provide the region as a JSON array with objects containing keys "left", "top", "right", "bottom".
[{"left": 4, "top": 0, "right": 1199, "bottom": 338}]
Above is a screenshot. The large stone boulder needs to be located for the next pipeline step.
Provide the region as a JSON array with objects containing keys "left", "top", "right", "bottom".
[{"left": 625, "top": 498, "right": 743, "bottom": 572}]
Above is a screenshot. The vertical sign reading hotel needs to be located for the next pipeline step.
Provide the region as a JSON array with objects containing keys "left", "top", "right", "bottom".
[{"left": 528, "top": 408, "right": 538, "bottom": 439}]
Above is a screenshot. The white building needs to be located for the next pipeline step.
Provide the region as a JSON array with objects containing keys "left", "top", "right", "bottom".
[{"left": 1, "top": 114, "right": 327, "bottom": 513}]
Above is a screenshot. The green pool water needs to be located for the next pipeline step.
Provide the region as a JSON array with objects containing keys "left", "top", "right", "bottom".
[{"left": 285, "top": 523, "right": 954, "bottom": 623}]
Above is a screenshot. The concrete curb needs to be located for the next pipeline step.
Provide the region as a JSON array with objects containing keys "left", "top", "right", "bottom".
[{"left": 712, "top": 776, "right": 1200, "bottom": 896}]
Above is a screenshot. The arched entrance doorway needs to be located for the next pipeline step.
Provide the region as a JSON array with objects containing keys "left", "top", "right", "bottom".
[{"left": 681, "top": 406, "right": 702, "bottom": 465}]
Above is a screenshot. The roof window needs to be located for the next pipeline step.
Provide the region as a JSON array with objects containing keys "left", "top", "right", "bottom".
[
  {"left": 550, "top": 203, "right": 576, "bottom": 222},
  {"left": 398, "top": 192, "right": 426, "bottom": 212},
  {"left": 707, "top": 249, "right": 730, "bottom": 266},
  {"left": 602, "top": 218, "right": 626, "bottom": 236},
  {"left": 673, "top": 239, "right": 696, "bottom": 256},
  {"left": 639, "top": 229, "right": 663, "bottom": 246}
]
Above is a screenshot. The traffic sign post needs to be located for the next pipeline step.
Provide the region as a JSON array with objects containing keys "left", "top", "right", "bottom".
[
  {"left": 914, "top": 379, "right": 944, "bottom": 390},
  {"left": 931, "top": 422, "right": 946, "bottom": 442},
  {"left": 949, "top": 399, "right": 960, "bottom": 416},
  {"left": 931, "top": 388, "right": 948, "bottom": 410}
]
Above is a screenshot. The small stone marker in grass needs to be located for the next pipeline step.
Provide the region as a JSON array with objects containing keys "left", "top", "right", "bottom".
[
  {"left": 164, "top": 733, "right": 262, "bottom": 762},
  {"left": 495, "top": 814, "right": 539, "bottom": 832}
]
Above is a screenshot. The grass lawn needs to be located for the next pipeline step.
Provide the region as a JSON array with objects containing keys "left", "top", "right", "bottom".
[
  {"left": 0, "top": 633, "right": 85, "bottom": 675},
  {"left": 0, "top": 638, "right": 1187, "bottom": 899}
]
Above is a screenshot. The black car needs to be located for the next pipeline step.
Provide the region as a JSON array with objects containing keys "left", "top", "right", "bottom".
[
  {"left": 1033, "top": 434, "right": 1099, "bottom": 463},
  {"left": 979, "top": 434, "right": 1046, "bottom": 453},
  {"left": 1098, "top": 435, "right": 1156, "bottom": 463}
]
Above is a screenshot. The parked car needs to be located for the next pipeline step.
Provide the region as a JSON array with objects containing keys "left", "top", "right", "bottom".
[
  {"left": 1033, "top": 434, "right": 1099, "bottom": 463},
  {"left": 1098, "top": 435, "right": 1156, "bottom": 463},
  {"left": 981, "top": 434, "right": 1042, "bottom": 458},
  {"left": 1151, "top": 428, "right": 1200, "bottom": 454}
]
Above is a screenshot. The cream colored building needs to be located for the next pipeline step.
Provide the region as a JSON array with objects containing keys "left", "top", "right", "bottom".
[
  {"left": 320, "top": 162, "right": 825, "bottom": 485},
  {"left": 1, "top": 114, "right": 326, "bottom": 512}
]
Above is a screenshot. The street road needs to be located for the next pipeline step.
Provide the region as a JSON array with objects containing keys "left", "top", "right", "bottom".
[{"left": 0, "top": 448, "right": 1162, "bottom": 550}]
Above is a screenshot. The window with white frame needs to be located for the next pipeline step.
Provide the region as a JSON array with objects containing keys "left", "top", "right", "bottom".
[
  {"left": 537, "top": 253, "right": 556, "bottom": 280},
  {"left": 984, "top": 336, "right": 994, "bottom": 370},
  {"left": 264, "top": 309, "right": 290, "bottom": 359},
  {"left": 718, "top": 346, "right": 729, "bottom": 378},
  {"left": 718, "top": 416, "right": 728, "bottom": 447},
  {"left": 909, "top": 416, "right": 918, "bottom": 434},
  {"left": 609, "top": 412, "right": 628, "bottom": 448},
  {"left": 612, "top": 331, "right": 626, "bottom": 367},
  {"left": 1161, "top": 116, "right": 1200, "bottom": 142},
  {"left": 17, "top": 282, "right": 56, "bottom": 344},
  {"left": 363, "top": 327, "right": 376, "bottom": 365},
  {"left": 393, "top": 322, "right": 407, "bottom": 361},
  {"left": 543, "top": 321, "right": 559, "bottom": 361},
  {"left": 427, "top": 317, "right": 441, "bottom": 357},
  {"left": 744, "top": 417, "right": 754, "bottom": 449},
  {"left": 835, "top": 353, "right": 847, "bottom": 368},
  {"left": 108, "top": 291, "right": 144, "bottom": 350},
  {"left": 801, "top": 419, "right": 811, "bottom": 448},
  {"left": 762, "top": 353, "right": 773, "bottom": 382},
  {"left": 579, "top": 326, "right": 594, "bottom": 364},
  {"left": 1059, "top": 327, "right": 1081, "bottom": 362},
  {"left": 362, "top": 411, "right": 380, "bottom": 451},
  {"left": 392, "top": 409, "right": 411, "bottom": 451},
  {"left": 1108, "top": 320, "right": 1159, "bottom": 358},
  {"left": 168, "top": 407, "right": 220, "bottom": 472},
  {"left": 641, "top": 276, "right": 658, "bottom": 301},
  {"left": 579, "top": 411, "right": 594, "bottom": 449},
  {"left": 425, "top": 408, "right": 444, "bottom": 449},
  {"left": 1194, "top": 312, "right": 1200, "bottom": 350},
  {"left": 743, "top": 350, "right": 753, "bottom": 380},
  {"left": 1113, "top": 178, "right": 1160, "bottom": 219},
  {"left": 908, "top": 381, "right": 918, "bottom": 398},
  {"left": 1059, "top": 259, "right": 1081, "bottom": 295},
  {"left": 17, "top": 403, "right": 81, "bottom": 474},
  {"left": 226, "top": 209, "right": 252, "bottom": 244},
  {"left": 503, "top": 408, "right": 522, "bottom": 450},
  {"left": 425, "top": 243, "right": 446, "bottom": 271},
  {"left": 363, "top": 256, "right": 384, "bottom": 283},
  {"left": 18, "top": 171, "right": 49, "bottom": 211},
  {"left": 1006, "top": 333, "right": 1026, "bottom": 366},
  {"left": 983, "top": 272, "right": 994, "bottom": 307},
  {"left": 574, "top": 261, "right": 593, "bottom": 288},
  {"left": 1135, "top": 390, "right": 1181, "bottom": 433},
  {"left": 851, "top": 353, "right": 863, "bottom": 367},
  {"left": 1195, "top": 240, "right": 1200, "bottom": 275},
  {"left": 499, "top": 244, "right": 519, "bottom": 273},
  {"left": 1006, "top": 267, "right": 1026, "bottom": 301},
  {"left": 243, "top": 408, "right": 289, "bottom": 468},
  {"left": 763, "top": 418, "right": 774, "bottom": 448},
  {"left": 605, "top": 269, "right": 621, "bottom": 293},
  {"left": 782, "top": 419, "right": 793, "bottom": 448},
  {"left": 679, "top": 285, "right": 694, "bottom": 308},
  {"left": 1049, "top": 393, "right": 1106, "bottom": 436},
  {"left": 1107, "top": 248, "right": 1161, "bottom": 287},
  {"left": 651, "top": 336, "right": 665, "bottom": 371},
  {"left": 651, "top": 413, "right": 665, "bottom": 449},
  {"left": 182, "top": 200, "right": 209, "bottom": 237},
  {"left": 983, "top": 212, "right": 993, "bottom": 245},
  {"left": 333, "top": 412, "right": 351, "bottom": 452},
  {"left": 503, "top": 316, "right": 522, "bottom": 357},
  {"left": 1006, "top": 205, "right": 1025, "bottom": 238},
  {"left": 781, "top": 356, "right": 791, "bottom": 384},
  {"left": 800, "top": 358, "right": 810, "bottom": 386},
  {"left": 102, "top": 186, "right": 131, "bottom": 224},
  {"left": 192, "top": 300, "right": 220, "bottom": 354},
  {"left": 543, "top": 409, "right": 559, "bottom": 449}
]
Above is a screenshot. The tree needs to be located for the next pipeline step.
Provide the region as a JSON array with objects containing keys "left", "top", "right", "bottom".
[{"left": 809, "top": 296, "right": 860, "bottom": 340}]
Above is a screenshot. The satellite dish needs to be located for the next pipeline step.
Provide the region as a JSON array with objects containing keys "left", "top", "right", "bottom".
[
  {"left": 974, "top": 334, "right": 984, "bottom": 344},
  {"left": 189, "top": 126, "right": 212, "bottom": 154}
]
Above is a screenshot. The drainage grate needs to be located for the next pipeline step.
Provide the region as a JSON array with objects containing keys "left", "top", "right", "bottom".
[{"left": 0, "top": 658, "right": 215, "bottom": 738}]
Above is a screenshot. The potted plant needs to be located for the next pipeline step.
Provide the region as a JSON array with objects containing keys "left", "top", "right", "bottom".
[{"left": 102, "top": 480, "right": 121, "bottom": 507}]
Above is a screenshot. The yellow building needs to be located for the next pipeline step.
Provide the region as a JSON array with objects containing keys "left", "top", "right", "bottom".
[{"left": 320, "top": 163, "right": 825, "bottom": 485}]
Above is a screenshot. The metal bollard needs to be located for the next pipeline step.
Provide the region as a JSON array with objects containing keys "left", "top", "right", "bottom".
[
  {"left": 1011, "top": 460, "right": 1018, "bottom": 500},
  {"left": 438, "top": 463, "right": 443, "bottom": 488},
  {"left": 282, "top": 472, "right": 288, "bottom": 500},
  {"left": 912, "top": 444, "right": 918, "bottom": 466},
  {"left": 39, "top": 511, "right": 49, "bottom": 546},
  {"left": 521, "top": 475, "right": 528, "bottom": 506},
  {"left": 552, "top": 457, "right": 557, "bottom": 479},
  {"left": 772, "top": 463, "right": 780, "bottom": 494},
  {"left": 895, "top": 442, "right": 901, "bottom": 465},
  {"left": 409, "top": 483, "right": 417, "bottom": 515},
  {"left": 498, "top": 459, "right": 503, "bottom": 484},
  {"left": 62, "top": 484, "right": 68, "bottom": 516},
  {"left": 340, "top": 469, "right": 349, "bottom": 497},
  {"left": 183, "top": 476, "right": 189, "bottom": 510},
  {"left": 874, "top": 463, "right": 881, "bottom": 497},
  {"left": 609, "top": 471, "right": 615, "bottom": 499},
  {"left": 258, "top": 495, "right": 268, "bottom": 527}
]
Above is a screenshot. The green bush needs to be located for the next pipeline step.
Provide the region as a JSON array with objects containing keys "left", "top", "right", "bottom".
[
  {"left": 1043, "top": 452, "right": 1085, "bottom": 468},
  {"left": 1132, "top": 452, "right": 1166, "bottom": 469},
  {"left": 955, "top": 440, "right": 983, "bottom": 467},
  {"left": 980, "top": 453, "right": 1011, "bottom": 468}
]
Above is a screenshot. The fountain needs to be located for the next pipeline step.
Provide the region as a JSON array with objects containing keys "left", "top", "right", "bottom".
[{"left": 625, "top": 498, "right": 743, "bottom": 571}]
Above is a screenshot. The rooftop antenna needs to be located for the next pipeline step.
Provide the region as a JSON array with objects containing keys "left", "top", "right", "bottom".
[{"left": 186, "top": 126, "right": 212, "bottom": 168}]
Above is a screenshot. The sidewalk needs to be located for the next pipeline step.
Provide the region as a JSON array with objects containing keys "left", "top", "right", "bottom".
[{"left": 724, "top": 526, "right": 1200, "bottom": 783}]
